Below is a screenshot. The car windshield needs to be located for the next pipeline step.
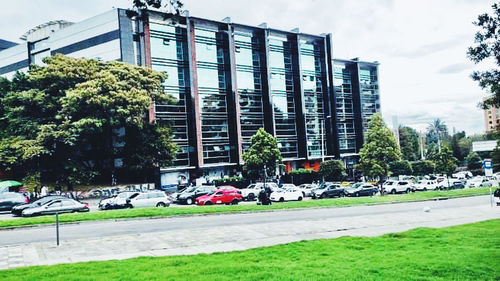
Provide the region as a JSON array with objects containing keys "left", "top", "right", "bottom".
[
  {"left": 35, "top": 196, "right": 59, "bottom": 205},
  {"left": 417, "top": 181, "right": 424, "bottom": 184},
  {"left": 184, "top": 187, "right": 197, "bottom": 193},
  {"left": 245, "top": 184, "right": 256, "bottom": 189},
  {"left": 351, "top": 183, "right": 363, "bottom": 189},
  {"left": 385, "top": 181, "right": 394, "bottom": 185}
]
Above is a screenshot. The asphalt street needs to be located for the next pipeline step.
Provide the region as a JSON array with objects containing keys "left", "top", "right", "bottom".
[{"left": 0, "top": 195, "right": 495, "bottom": 247}]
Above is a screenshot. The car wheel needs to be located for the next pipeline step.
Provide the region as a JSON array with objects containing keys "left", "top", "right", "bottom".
[
  {"left": 320, "top": 193, "right": 326, "bottom": 199},
  {"left": 204, "top": 201, "right": 213, "bottom": 205},
  {"left": 247, "top": 193, "right": 255, "bottom": 201},
  {"left": 231, "top": 199, "right": 239, "bottom": 205},
  {"left": 126, "top": 204, "right": 133, "bottom": 209},
  {"left": 279, "top": 197, "right": 284, "bottom": 202},
  {"left": 423, "top": 188, "right": 427, "bottom": 191},
  {"left": 156, "top": 202, "right": 166, "bottom": 207},
  {"left": 391, "top": 189, "right": 396, "bottom": 194},
  {"left": 355, "top": 192, "right": 360, "bottom": 197},
  {"left": 186, "top": 198, "right": 193, "bottom": 205},
  {"left": 406, "top": 188, "right": 411, "bottom": 194},
  {"left": 298, "top": 196, "right": 303, "bottom": 201},
  {"left": 302, "top": 192, "right": 306, "bottom": 198}
]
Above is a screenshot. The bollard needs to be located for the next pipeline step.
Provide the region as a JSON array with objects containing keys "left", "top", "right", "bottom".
[{"left": 56, "top": 212, "right": 60, "bottom": 246}]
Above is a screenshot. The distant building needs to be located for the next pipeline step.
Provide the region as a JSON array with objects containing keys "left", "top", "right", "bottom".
[
  {"left": 484, "top": 105, "right": 499, "bottom": 132},
  {"left": 0, "top": 9, "right": 381, "bottom": 185}
]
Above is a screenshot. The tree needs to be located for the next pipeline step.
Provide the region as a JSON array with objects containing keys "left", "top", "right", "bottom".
[
  {"left": 389, "top": 160, "right": 413, "bottom": 176},
  {"left": 319, "top": 160, "right": 346, "bottom": 181},
  {"left": 434, "top": 146, "right": 458, "bottom": 177},
  {"left": 0, "top": 55, "right": 177, "bottom": 189},
  {"left": 466, "top": 151, "right": 483, "bottom": 175},
  {"left": 358, "top": 114, "right": 401, "bottom": 180},
  {"left": 242, "top": 128, "right": 282, "bottom": 180},
  {"left": 412, "top": 160, "right": 436, "bottom": 176},
  {"left": 467, "top": 2, "right": 500, "bottom": 108},
  {"left": 398, "top": 126, "right": 420, "bottom": 161},
  {"left": 426, "top": 118, "right": 447, "bottom": 152},
  {"left": 492, "top": 140, "right": 500, "bottom": 172},
  {"left": 450, "top": 131, "right": 471, "bottom": 165}
]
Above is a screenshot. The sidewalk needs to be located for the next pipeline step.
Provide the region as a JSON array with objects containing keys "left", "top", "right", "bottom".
[{"left": 0, "top": 201, "right": 498, "bottom": 270}]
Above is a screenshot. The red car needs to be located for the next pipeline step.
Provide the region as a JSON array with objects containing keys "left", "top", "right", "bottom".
[{"left": 195, "top": 186, "right": 242, "bottom": 206}]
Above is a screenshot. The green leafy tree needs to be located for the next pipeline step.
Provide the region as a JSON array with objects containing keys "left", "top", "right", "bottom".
[
  {"left": 359, "top": 114, "right": 401, "bottom": 180},
  {"left": 412, "top": 160, "right": 436, "bottom": 176},
  {"left": 389, "top": 160, "right": 413, "bottom": 176},
  {"left": 0, "top": 55, "right": 177, "bottom": 189},
  {"left": 319, "top": 160, "right": 346, "bottom": 181},
  {"left": 467, "top": 2, "right": 500, "bottom": 108},
  {"left": 450, "top": 131, "right": 471, "bottom": 164},
  {"left": 492, "top": 140, "right": 500, "bottom": 172},
  {"left": 434, "top": 146, "right": 458, "bottom": 177},
  {"left": 242, "top": 128, "right": 282, "bottom": 180},
  {"left": 466, "top": 151, "right": 483, "bottom": 175},
  {"left": 398, "top": 126, "right": 420, "bottom": 161}
]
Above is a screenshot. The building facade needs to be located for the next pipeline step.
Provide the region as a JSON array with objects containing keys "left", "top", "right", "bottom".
[
  {"left": 484, "top": 105, "right": 499, "bottom": 132},
  {"left": 0, "top": 9, "right": 380, "bottom": 186}
]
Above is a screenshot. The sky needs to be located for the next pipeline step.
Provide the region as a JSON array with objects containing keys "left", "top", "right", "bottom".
[{"left": 0, "top": 0, "right": 496, "bottom": 135}]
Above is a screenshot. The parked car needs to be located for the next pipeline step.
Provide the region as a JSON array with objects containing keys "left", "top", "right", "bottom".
[
  {"left": 466, "top": 177, "right": 493, "bottom": 188},
  {"left": 126, "top": 191, "right": 171, "bottom": 208},
  {"left": 413, "top": 180, "right": 438, "bottom": 191},
  {"left": 196, "top": 186, "right": 242, "bottom": 205},
  {"left": 240, "top": 182, "right": 279, "bottom": 201},
  {"left": 98, "top": 191, "right": 139, "bottom": 210},
  {"left": 175, "top": 185, "right": 216, "bottom": 205},
  {"left": 22, "top": 198, "right": 89, "bottom": 217},
  {"left": 11, "top": 195, "right": 66, "bottom": 216},
  {"left": 438, "top": 179, "right": 465, "bottom": 190},
  {"left": 311, "top": 183, "right": 345, "bottom": 199},
  {"left": 0, "top": 192, "right": 29, "bottom": 211},
  {"left": 269, "top": 188, "right": 303, "bottom": 202},
  {"left": 297, "top": 183, "right": 318, "bottom": 197},
  {"left": 384, "top": 181, "right": 413, "bottom": 194},
  {"left": 345, "top": 183, "right": 378, "bottom": 197}
]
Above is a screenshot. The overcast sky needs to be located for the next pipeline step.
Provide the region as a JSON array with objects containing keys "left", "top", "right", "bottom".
[{"left": 1, "top": 0, "right": 496, "bottom": 135}]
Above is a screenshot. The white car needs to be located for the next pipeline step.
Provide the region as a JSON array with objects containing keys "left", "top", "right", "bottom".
[
  {"left": 240, "top": 182, "right": 279, "bottom": 201},
  {"left": 466, "top": 177, "right": 493, "bottom": 188},
  {"left": 413, "top": 180, "right": 438, "bottom": 191},
  {"left": 384, "top": 181, "right": 413, "bottom": 194},
  {"left": 297, "top": 183, "right": 318, "bottom": 197},
  {"left": 269, "top": 188, "right": 303, "bottom": 202},
  {"left": 98, "top": 191, "right": 139, "bottom": 210},
  {"left": 126, "top": 191, "right": 171, "bottom": 208}
]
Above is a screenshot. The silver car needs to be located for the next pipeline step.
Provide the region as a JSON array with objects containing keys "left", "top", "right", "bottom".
[
  {"left": 22, "top": 198, "right": 89, "bottom": 217},
  {"left": 126, "top": 191, "right": 171, "bottom": 208}
]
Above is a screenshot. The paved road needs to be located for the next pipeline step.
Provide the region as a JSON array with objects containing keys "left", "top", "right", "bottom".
[{"left": 0, "top": 195, "right": 498, "bottom": 269}]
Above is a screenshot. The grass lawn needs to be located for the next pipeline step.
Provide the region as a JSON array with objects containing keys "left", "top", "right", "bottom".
[
  {"left": 0, "top": 187, "right": 494, "bottom": 229},
  {"left": 1, "top": 219, "right": 498, "bottom": 280}
]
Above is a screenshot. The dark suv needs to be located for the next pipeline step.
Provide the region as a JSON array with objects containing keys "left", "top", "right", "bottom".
[
  {"left": 311, "top": 183, "right": 345, "bottom": 199},
  {"left": 175, "top": 185, "right": 216, "bottom": 205}
]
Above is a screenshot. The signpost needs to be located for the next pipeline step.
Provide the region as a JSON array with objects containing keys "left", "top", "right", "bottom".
[
  {"left": 56, "top": 212, "right": 60, "bottom": 246},
  {"left": 483, "top": 159, "right": 493, "bottom": 207}
]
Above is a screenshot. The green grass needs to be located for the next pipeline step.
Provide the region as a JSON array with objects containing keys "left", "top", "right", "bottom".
[
  {"left": 0, "top": 187, "right": 494, "bottom": 229},
  {"left": 1, "top": 219, "right": 498, "bottom": 280}
]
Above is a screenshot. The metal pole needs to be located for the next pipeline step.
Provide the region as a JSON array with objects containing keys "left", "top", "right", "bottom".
[
  {"left": 321, "top": 119, "right": 325, "bottom": 163},
  {"left": 490, "top": 186, "right": 493, "bottom": 207},
  {"left": 56, "top": 212, "right": 60, "bottom": 246}
]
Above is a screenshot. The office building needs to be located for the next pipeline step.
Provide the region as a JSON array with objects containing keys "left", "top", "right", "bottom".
[
  {"left": 0, "top": 9, "right": 381, "bottom": 185},
  {"left": 484, "top": 105, "right": 499, "bottom": 132}
]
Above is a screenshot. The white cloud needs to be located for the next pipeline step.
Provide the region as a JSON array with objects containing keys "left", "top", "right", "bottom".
[{"left": 0, "top": 0, "right": 495, "bottom": 135}]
